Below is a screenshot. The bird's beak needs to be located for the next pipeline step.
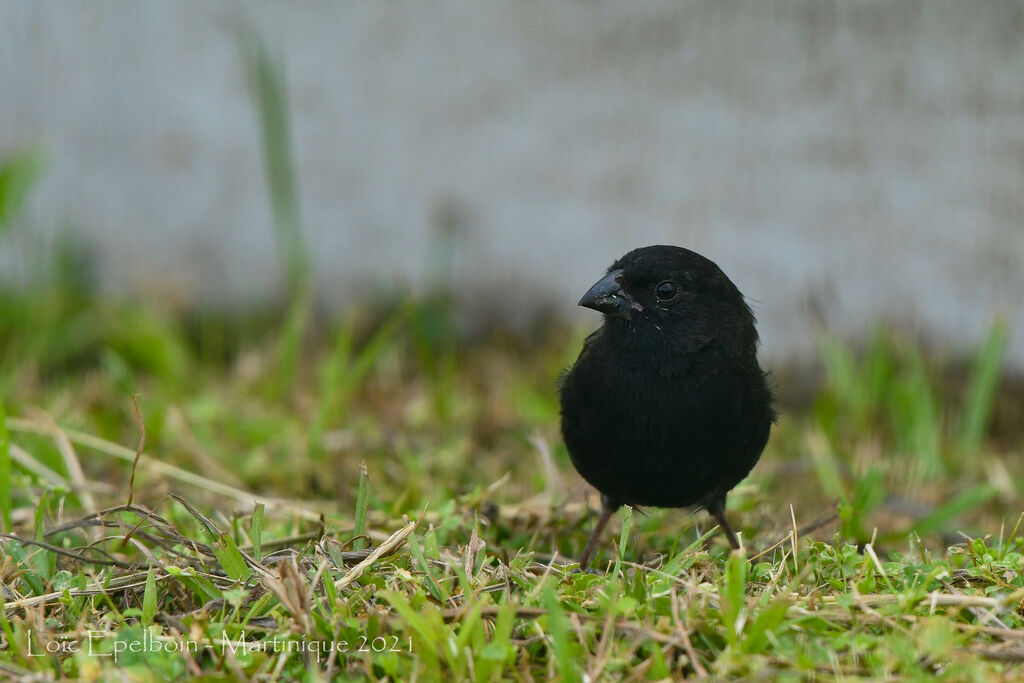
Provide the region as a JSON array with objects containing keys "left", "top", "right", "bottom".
[{"left": 578, "top": 269, "right": 640, "bottom": 318}]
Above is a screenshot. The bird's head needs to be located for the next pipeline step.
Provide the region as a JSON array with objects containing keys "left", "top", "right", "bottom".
[{"left": 578, "top": 245, "right": 757, "bottom": 356}]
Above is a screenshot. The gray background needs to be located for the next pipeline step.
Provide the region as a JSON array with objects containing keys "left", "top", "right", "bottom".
[{"left": 2, "top": 1, "right": 1023, "bottom": 366}]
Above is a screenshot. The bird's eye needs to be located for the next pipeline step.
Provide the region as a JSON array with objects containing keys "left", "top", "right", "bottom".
[{"left": 655, "top": 280, "right": 678, "bottom": 302}]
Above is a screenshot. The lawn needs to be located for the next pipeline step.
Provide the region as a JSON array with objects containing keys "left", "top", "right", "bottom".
[{"left": 0, "top": 284, "right": 1022, "bottom": 681}]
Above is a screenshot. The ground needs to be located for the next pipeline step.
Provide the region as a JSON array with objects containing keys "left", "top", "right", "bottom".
[{"left": 0, "top": 294, "right": 1022, "bottom": 681}]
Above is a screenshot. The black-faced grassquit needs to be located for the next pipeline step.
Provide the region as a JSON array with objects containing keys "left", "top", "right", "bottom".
[{"left": 559, "top": 245, "right": 775, "bottom": 568}]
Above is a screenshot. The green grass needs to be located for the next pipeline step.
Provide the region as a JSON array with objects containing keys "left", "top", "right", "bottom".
[{"left": 0, "top": 289, "right": 1022, "bottom": 680}]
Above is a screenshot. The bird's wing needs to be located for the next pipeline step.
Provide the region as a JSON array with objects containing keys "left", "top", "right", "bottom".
[{"left": 556, "top": 329, "right": 602, "bottom": 389}]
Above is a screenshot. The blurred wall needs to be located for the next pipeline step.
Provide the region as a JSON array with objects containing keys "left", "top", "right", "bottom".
[{"left": 2, "top": 1, "right": 1023, "bottom": 365}]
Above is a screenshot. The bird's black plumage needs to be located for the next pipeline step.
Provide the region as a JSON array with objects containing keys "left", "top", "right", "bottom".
[{"left": 559, "top": 245, "right": 774, "bottom": 567}]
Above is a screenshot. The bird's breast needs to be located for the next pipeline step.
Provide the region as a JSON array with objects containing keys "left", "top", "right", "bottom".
[{"left": 560, "top": 342, "right": 770, "bottom": 508}]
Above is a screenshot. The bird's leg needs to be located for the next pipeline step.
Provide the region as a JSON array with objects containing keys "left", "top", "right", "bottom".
[
  {"left": 579, "top": 496, "right": 619, "bottom": 570},
  {"left": 707, "top": 497, "right": 740, "bottom": 550}
]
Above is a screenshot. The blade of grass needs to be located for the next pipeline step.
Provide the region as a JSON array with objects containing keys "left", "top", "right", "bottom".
[
  {"left": 541, "top": 582, "right": 579, "bottom": 683},
  {"left": 340, "top": 301, "right": 414, "bottom": 401},
  {"left": 841, "top": 466, "right": 885, "bottom": 542},
  {"left": 379, "top": 589, "right": 441, "bottom": 671},
  {"left": 406, "top": 530, "right": 447, "bottom": 602},
  {"left": 0, "top": 399, "right": 11, "bottom": 531},
  {"left": 165, "top": 566, "right": 223, "bottom": 602},
  {"left": 217, "top": 535, "right": 252, "bottom": 582},
  {"left": 308, "top": 315, "right": 355, "bottom": 459},
  {"left": 720, "top": 552, "right": 747, "bottom": 647},
  {"left": 742, "top": 598, "right": 790, "bottom": 654},
  {"left": 807, "top": 429, "right": 846, "bottom": 500},
  {"left": 310, "top": 302, "right": 414, "bottom": 458},
  {"left": 275, "top": 287, "right": 312, "bottom": 397},
  {"left": 354, "top": 462, "right": 369, "bottom": 550},
  {"left": 238, "top": 22, "right": 311, "bottom": 397},
  {"left": 613, "top": 505, "right": 632, "bottom": 578},
  {"left": 957, "top": 320, "right": 1008, "bottom": 456},
  {"left": 3, "top": 540, "right": 45, "bottom": 595},
  {"left": 141, "top": 566, "right": 157, "bottom": 625},
  {"left": 251, "top": 502, "right": 265, "bottom": 562},
  {"left": 238, "top": 24, "right": 306, "bottom": 299},
  {"left": 172, "top": 495, "right": 251, "bottom": 582},
  {"left": 896, "top": 347, "right": 943, "bottom": 479},
  {"left": 0, "top": 148, "right": 44, "bottom": 234},
  {"left": 0, "top": 595, "right": 25, "bottom": 667},
  {"left": 34, "top": 491, "right": 56, "bottom": 581},
  {"left": 909, "top": 484, "right": 997, "bottom": 538}
]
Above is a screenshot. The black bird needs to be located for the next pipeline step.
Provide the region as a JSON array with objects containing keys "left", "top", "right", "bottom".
[{"left": 559, "top": 245, "right": 774, "bottom": 568}]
